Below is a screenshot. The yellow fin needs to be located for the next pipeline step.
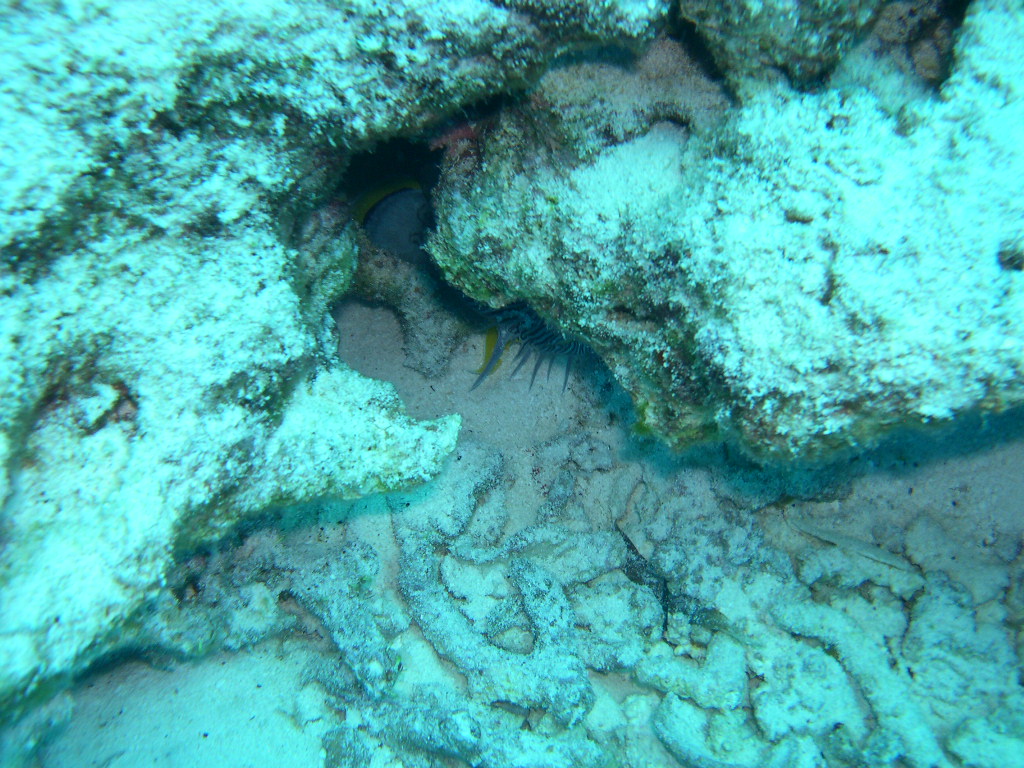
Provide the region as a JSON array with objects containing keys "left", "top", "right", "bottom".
[
  {"left": 475, "top": 327, "right": 502, "bottom": 375},
  {"left": 352, "top": 178, "right": 422, "bottom": 225}
]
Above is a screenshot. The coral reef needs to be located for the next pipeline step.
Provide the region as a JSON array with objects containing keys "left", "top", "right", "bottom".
[
  {"left": 429, "top": 0, "right": 1024, "bottom": 457},
  {"left": 677, "top": 0, "right": 884, "bottom": 87},
  {"left": 0, "top": 0, "right": 675, "bottom": 722},
  {"left": 3, "top": 1, "right": 1023, "bottom": 767},
  {"left": 58, "top": 402, "right": 1022, "bottom": 767},
  {"left": 868, "top": 0, "right": 958, "bottom": 83}
]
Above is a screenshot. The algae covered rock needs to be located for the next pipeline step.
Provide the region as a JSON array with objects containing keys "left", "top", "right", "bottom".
[
  {"left": 0, "top": 223, "right": 460, "bottom": 718},
  {"left": 429, "top": 1, "right": 1024, "bottom": 457},
  {"left": 0, "top": 0, "right": 679, "bottom": 722},
  {"left": 678, "top": 0, "right": 884, "bottom": 86}
]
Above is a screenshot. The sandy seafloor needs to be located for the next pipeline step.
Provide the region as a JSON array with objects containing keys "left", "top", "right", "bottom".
[{"left": 38, "top": 296, "right": 1024, "bottom": 768}]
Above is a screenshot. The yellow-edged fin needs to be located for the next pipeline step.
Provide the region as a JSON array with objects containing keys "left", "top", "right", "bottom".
[
  {"left": 475, "top": 326, "right": 501, "bottom": 375},
  {"left": 353, "top": 178, "right": 422, "bottom": 225}
]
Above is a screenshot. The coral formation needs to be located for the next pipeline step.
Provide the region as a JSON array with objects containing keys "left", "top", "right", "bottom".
[
  {"left": 430, "top": 1, "right": 1024, "bottom": 457},
  {"left": 48, "top": 403, "right": 1022, "bottom": 767},
  {"left": 868, "top": 0, "right": 958, "bottom": 83},
  {"left": 3, "top": 1, "right": 1023, "bottom": 767},
  {"left": 678, "top": 0, "right": 885, "bottom": 86},
  {"left": 0, "top": 0, "right": 677, "bottom": 736}
]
